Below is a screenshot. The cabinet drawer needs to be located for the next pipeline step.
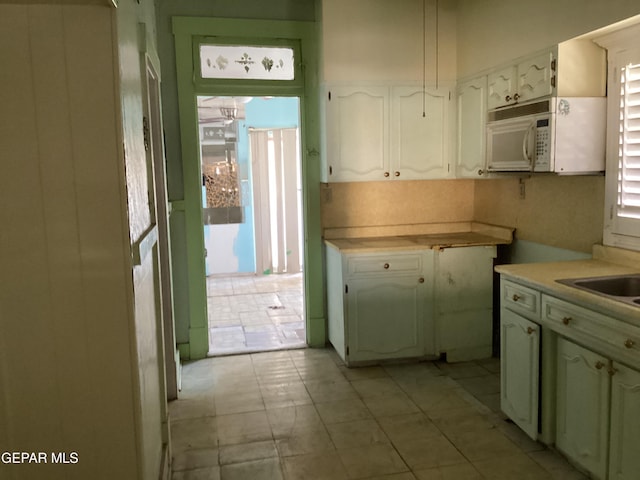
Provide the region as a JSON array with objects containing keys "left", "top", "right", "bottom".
[
  {"left": 502, "top": 280, "right": 541, "bottom": 319},
  {"left": 347, "top": 253, "right": 423, "bottom": 277},
  {"left": 542, "top": 295, "right": 640, "bottom": 365}
]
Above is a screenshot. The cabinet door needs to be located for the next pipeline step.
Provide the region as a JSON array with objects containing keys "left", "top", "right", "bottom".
[
  {"left": 556, "top": 337, "right": 609, "bottom": 480},
  {"left": 346, "top": 275, "right": 425, "bottom": 362},
  {"left": 456, "top": 77, "right": 487, "bottom": 178},
  {"left": 500, "top": 309, "right": 539, "bottom": 439},
  {"left": 390, "top": 86, "right": 451, "bottom": 179},
  {"left": 609, "top": 362, "right": 640, "bottom": 480},
  {"left": 325, "top": 86, "right": 388, "bottom": 181},
  {"left": 435, "top": 246, "right": 495, "bottom": 361},
  {"left": 517, "top": 50, "right": 554, "bottom": 104},
  {"left": 487, "top": 65, "right": 516, "bottom": 110}
]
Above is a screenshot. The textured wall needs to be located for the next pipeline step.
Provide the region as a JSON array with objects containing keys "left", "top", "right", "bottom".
[
  {"left": 473, "top": 176, "right": 605, "bottom": 253},
  {"left": 321, "top": 179, "right": 475, "bottom": 229}
]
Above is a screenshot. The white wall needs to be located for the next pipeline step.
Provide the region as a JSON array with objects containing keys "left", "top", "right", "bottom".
[{"left": 457, "top": 0, "right": 640, "bottom": 78}]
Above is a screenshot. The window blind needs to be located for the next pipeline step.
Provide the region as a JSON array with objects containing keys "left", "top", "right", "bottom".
[{"left": 618, "top": 62, "right": 640, "bottom": 219}]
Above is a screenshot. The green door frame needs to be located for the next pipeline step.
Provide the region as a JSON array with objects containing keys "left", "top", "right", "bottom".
[{"left": 172, "top": 17, "right": 325, "bottom": 359}]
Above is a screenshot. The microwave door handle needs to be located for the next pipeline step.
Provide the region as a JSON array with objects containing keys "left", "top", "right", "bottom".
[{"left": 522, "top": 121, "right": 535, "bottom": 171}]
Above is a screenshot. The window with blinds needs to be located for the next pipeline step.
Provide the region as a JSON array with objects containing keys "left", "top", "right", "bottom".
[{"left": 618, "top": 61, "right": 640, "bottom": 220}]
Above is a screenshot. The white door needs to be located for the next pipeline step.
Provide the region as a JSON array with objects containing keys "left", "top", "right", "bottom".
[{"left": 250, "top": 128, "right": 303, "bottom": 274}]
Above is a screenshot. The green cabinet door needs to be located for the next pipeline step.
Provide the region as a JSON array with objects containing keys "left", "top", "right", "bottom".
[
  {"left": 500, "top": 309, "right": 540, "bottom": 440},
  {"left": 609, "top": 362, "right": 640, "bottom": 480},
  {"left": 556, "top": 337, "right": 610, "bottom": 480}
]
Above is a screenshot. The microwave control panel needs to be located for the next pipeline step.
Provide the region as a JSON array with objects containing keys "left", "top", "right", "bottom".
[{"left": 534, "top": 118, "right": 551, "bottom": 170}]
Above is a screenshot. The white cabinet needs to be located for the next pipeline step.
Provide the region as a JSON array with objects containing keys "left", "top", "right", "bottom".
[
  {"left": 324, "top": 84, "right": 452, "bottom": 182},
  {"left": 326, "top": 244, "right": 496, "bottom": 365},
  {"left": 435, "top": 246, "right": 496, "bottom": 361},
  {"left": 556, "top": 337, "right": 610, "bottom": 480},
  {"left": 456, "top": 76, "right": 487, "bottom": 178},
  {"left": 325, "top": 86, "right": 389, "bottom": 181},
  {"left": 390, "top": 86, "right": 451, "bottom": 180},
  {"left": 487, "top": 41, "right": 606, "bottom": 110},
  {"left": 326, "top": 247, "right": 433, "bottom": 364}
]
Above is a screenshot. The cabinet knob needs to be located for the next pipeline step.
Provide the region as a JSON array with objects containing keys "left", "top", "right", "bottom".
[
  {"left": 505, "top": 95, "right": 512, "bottom": 102},
  {"left": 562, "top": 316, "right": 572, "bottom": 325},
  {"left": 526, "top": 326, "right": 535, "bottom": 335},
  {"left": 384, "top": 171, "right": 390, "bottom": 177},
  {"left": 608, "top": 366, "right": 618, "bottom": 376},
  {"left": 595, "top": 361, "right": 605, "bottom": 370},
  {"left": 513, "top": 93, "right": 520, "bottom": 101},
  {"left": 418, "top": 277, "right": 425, "bottom": 283},
  {"left": 394, "top": 171, "right": 400, "bottom": 177},
  {"left": 624, "top": 339, "right": 635, "bottom": 349},
  {"left": 512, "top": 294, "right": 521, "bottom": 302},
  {"left": 383, "top": 263, "right": 390, "bottom": 269},
  {"left": 477, "top": 169, "right": 484, "bottom": 176}
]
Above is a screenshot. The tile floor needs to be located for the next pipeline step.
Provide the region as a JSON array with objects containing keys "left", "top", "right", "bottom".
[
  {"left": 207, "top": 273, "right": 305, "bottom": 356},
  {"left": 169, "top": 348, "right": 588, "bottom": 480}
]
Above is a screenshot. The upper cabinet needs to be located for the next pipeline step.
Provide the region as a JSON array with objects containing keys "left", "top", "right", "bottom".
[
  {"left": 319, "top": 0, "right": 457, "bottom": 182},
  {"left": 324, "top": 84, "right": 452, "bottom": 182},
  {"left": 487, "top": 41, "right": 606, "bottom": 110},
  {"left": 456, "top": 76, "right": 487, "bottom": 178}
]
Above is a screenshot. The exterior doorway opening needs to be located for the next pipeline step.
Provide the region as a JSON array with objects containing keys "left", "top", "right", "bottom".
[{"left": 197, "top": 96, "right": 306, "bottom": 355}]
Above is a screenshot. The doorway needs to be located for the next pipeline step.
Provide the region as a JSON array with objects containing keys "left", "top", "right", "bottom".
[{"left": 197, "top": 96, "right": 306, "bottom": 355}]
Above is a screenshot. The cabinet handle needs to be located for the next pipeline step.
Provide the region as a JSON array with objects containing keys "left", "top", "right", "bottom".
[
  {"left": 512, "top": 294, "right": 521, "bottom": 302},
  {"left": 513, "top": 93, "right": 520, "bottom": 101},
  {"left": 383, "top": 263, "right": 390, "bottom": 270},
  {"left": 418, "top": 277, "right": 425, "bottom": 283},
  {"left": 394, "top": 171, "right": 400, "bottom": 177},
  {"left": 562, "top": 316, "right": 572, "bottom": 325},
  {"left": 384, "top": 171, "right": 390, "bottom": 177},
  {"left": 505, "top": 95, "right": 512, "bottom": 102},
  {"left": 477, "top": 169, "right": 484, "bottom": 176},
  {"left": 595, "top": 361, "right": 605, "bottom": 370},
  {"left": 526, "top": 326, "right": 536, "bottom": 335},
  {"left": 624, "top": 339, "right": 635, "bottom": 349}
]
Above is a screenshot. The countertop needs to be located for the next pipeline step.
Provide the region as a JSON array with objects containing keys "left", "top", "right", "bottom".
[
  {"left": 495, "top": 245, "right": 640, "bottom": 324},
  {"left": 324, "top": 222, "right": 513, "bottom": 253}
]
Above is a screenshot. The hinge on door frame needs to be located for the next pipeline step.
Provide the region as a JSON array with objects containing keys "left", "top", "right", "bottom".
[
  {"left": 345, "top": 284, "right": 348, "bottom": 294},
  {"left": 449, "top": 91, "right": 451, "bottom": 100},
  {"left": 346, "top": 346, "right": 349, "bottom": 355},
  {"left": 328, "top": 90, "right": 332, "bottom": 101}
]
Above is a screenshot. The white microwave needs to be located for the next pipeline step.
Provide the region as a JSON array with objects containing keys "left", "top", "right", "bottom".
[{"left": 486, "top": 97, "right": 606, "bottom": 174}]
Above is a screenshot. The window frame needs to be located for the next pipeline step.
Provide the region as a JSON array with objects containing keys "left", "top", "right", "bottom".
[{"left": 595, "top": 23, "right": 640, "bottom": 251}]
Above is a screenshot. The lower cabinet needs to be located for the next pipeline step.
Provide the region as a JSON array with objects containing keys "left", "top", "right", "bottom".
[
  {"left": 500, "top": 309, "right": 540, "bottom": 440},
  {"left": 556, "top": 337, "right": 610, "bottom": 480},
  {"left": 326, "top": 244, "right": 496, "bottom": 365},
  {"left": 556, "top": 337, "right": 640, "bottom": 480},
  {"left": 346, "top": 275, "right": 426, "bottom": 362},
  {"left": 499, "top": 275, "right": 640, "bottom": 480}
]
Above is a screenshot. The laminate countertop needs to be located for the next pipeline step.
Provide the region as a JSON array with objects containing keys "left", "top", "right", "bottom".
[
  {"left": 323, "top": 222, "right": 514, "bottom": 253},
  {"left": 495, "top": 245, "right": 640, "bottom": 324}
]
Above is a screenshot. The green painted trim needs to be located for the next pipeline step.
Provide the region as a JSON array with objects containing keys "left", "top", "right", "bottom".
[
  {"left": 170, "top": 200, "right": 185, "bottom": 212},
  {"left": 172, "top": 16, "right": 325, "bottom": 359},
  {"left": 177, "top": 342, "right": 190, "bottom": 360}
]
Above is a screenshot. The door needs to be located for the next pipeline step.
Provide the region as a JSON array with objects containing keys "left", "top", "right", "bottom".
[
  {"left": 250, "top": 127, "right": 303, "bottom": 275},
  {"left": 457, "top": 76, "right": 487, "bottom": 178}
]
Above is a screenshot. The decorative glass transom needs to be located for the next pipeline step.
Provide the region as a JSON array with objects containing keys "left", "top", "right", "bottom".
[{"left": 199, "top": 45, "right": 295, "bottom": 80}]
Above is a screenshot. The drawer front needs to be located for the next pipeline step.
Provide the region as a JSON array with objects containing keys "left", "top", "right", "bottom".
[
  {"left": 347, "top": 253, "right": 424, "bottom": 277},
  {"left": 502, "top": 279, "right": 541, "bottom": 320},
  {"left": 542, "top": 295, "right": 640, "bottom": 367}
]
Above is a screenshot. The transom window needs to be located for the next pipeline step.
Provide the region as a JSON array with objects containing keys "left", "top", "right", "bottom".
[{"left": 198, "top": 44, "right": 296, "bottom": 81}]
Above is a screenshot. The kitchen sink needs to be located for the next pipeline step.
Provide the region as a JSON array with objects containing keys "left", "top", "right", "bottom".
[{"left": 557, "top": 274, "right": 640, "bottom": 307}]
